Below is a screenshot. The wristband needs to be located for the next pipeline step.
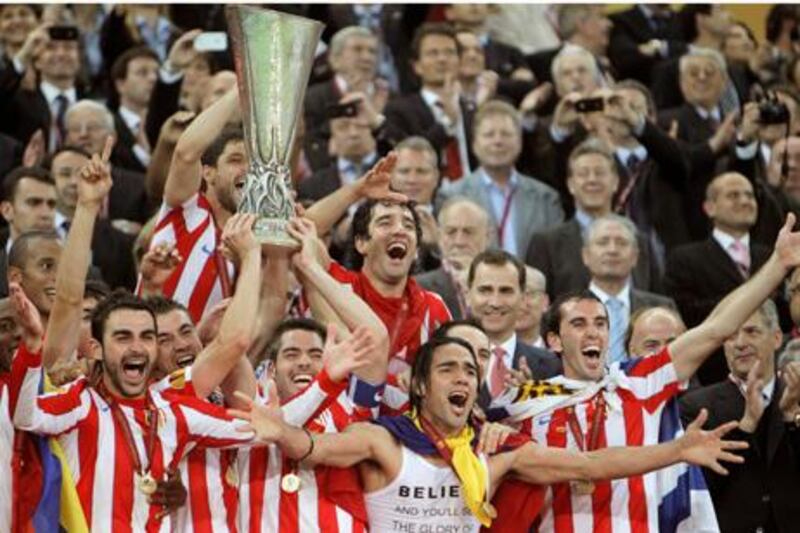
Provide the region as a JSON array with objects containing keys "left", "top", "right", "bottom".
[
  {"left": 348, "top": 376, "right": 386, "bottom": 409},
  {"left": 299, "top": 427, "right": 315, "bottom": 461}
]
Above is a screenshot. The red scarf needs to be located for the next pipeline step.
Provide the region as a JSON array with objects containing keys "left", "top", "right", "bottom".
[{"left": 349, "top": 270, "right": 429, "bottom": 364}]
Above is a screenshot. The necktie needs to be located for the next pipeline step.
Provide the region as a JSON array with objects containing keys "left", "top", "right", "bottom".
[
  {"left": 434, "top": 101, "right": 464, "bottom": 181},
  {"left": 615, "top": 153, "right": 645, "bottom": 215},
  {"left": 729, "top": 240, "right": 751, "bottom": 278},
  {"left": 54, "top": 94, "right": 69, "bottom": 146},
  {"left": 605, "top": 297, "right": 627, "bottom": 365},
  {"left": 489, "top": 346, "right": 508, "bottom": 398}
]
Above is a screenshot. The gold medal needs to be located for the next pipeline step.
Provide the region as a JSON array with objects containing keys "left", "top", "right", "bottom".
[
  {"left": 281, "top": 473, "right": 301, "bottom": 493},
  {"left": 139, "top": 472, "right": 158, "bottom": 495},
  {"left": 481, "top": 501, "right": 498, "bottom": 519},
  {"left": 572, "top": 479, "right": 595, "bottom": 495}
]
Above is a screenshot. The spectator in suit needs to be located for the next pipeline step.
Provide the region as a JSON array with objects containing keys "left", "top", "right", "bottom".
[
  {"left": 1, "top": 20, "right": 82, "bottom": 150},
  {"left": 442, "top": 99, "right": 563, "bottom": 257},
  {"left": 0, "top": 166, "right": 56, "bottom": 258},
  {"left": 443, "top": 3, "right": 534, "bottom": 82},
  {"left": 665, "top": 172, "right": 773, "bottom": 384},
  {"left": 466, "top": 249, "right": 562, "bottom": 400},
  {"left": 680, "top": 300, "right": 800, "bottom": 533},
  {"left": 779, "top": 338, "right": 800, "bottom": 371},
  {"left": 389, "top": 136, "right": 442, "bottom": 271},
  {"left": 415, "top": 197, "right": 491, "bottom": 319},
  {"left": 787, "top": 267, "right": 800, "bottom": 332},
  {"left": 515, "top": 265, "right": 548, "bottom": 348},
  {"left": 304, "top": 26, "right": 389, "bottom": 172},
  {"left": 608, "top": 5, "right": 687, "bottom": 85},
  {"left": 526, "top": 138, "right": 661, "bottom": 301},
  {"left": 550, "top": 43, "right": 605, "bottom": 100},
  {"left": 46, "top": 146, "right": 136, "bottom": 289},
  {"left": 583, "top": 215, "right": 676, "bottom": 364},
  {"left": 298, "top": 111, "right": 380, "bottom": 203},
  {"left": 0, "top": 4, "right": 38, "bottom": 62},
  {"left": 626, "top": 306, "right": 686, "bottom": 359},
  {"left": 64, "top": 99, "right": 151, "bottom": 231},
  {"left": 383, "top": 23, "right": 477, "bottom": 183},
  {"left": 732, "top": 105, "right": 800, "bottom": 247},
  {"left": 527, "top": 5, "right": 613, "bottom": 85},
  {"left": 110, "top": 46, "right": 160, "bottom": 174}
]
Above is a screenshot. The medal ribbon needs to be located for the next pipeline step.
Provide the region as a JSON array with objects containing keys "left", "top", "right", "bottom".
[
  {"left": 100, "top": 386, "right": 157, "bottom": 478},
  {"left": 414, "top": 413, "right": 492, "bottom": 527},
  {"left": 565, "top": 393, "right": 606, "bottom": 453},
  {"left": 496, "top": 185, "right": 517, "bottom": 246}
]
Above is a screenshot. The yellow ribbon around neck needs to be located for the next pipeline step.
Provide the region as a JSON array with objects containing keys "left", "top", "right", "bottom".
[{"left": 410, "top": 412, "right": 492, "bottom": 527}]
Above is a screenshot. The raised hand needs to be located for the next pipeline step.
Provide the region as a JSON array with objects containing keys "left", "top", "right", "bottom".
[
  {"left": 22, "top": 129, "right": 46, "bottom": 167},
  {"left": 774, "top": 213, "right": 800, "bottom": 271},
  {"left": 220, "top": 213, "right": 258, "bottom": 265},
  {"left": 739, "top": 361, "right": 766, "bottom": 433},
  {"left": 78, "top": 135, "right": 114, "bottom": 210},
  {"left": 139, "top": 242, "right": 183, "bottom": 293},
  {"left": 9, "top": 282, "right": 43, "bottom": 352},
  {"left": 519, "top": 82, "right": 553, "bottom": 116},
  {"left": 476, "top": 70, "right": 499, "bottom": 107},
  {"left": 707, "top": 112, "right": 738, "bottom": 154},
  {"left": 354, "top": 152, "right": 406, "bottom": 203},
  {"left": 505, "top": 357, "right": 533, "bottom": 389},
  {"left": 166, "top": 29, "right": 202, "bottom": 71},
  {"left": 678, "top": 409, "right": 748, "bottom": 475},
  {"left": 286, "top": 216, "right": 322, "bottom": 271},
  {"left": 322, "top": 324, "right": 375, "bottom": 383},
  {"left": 196, "top": 298, "right": 231, "bottom": 346},
  {"left": 228, "top": 386, "right": 283, "bottom": 444},
  {"left": 779, "top": 361, "right": 800, "bottom": 420},
  {"left": 553, "top": 92, "right": 583, "bottom": 131},
  {"left": 159, "top": 110, "right": 196, "bottom": 146},
  {"left": 477, "top": 422, "right": 516, "bottom": 455}
]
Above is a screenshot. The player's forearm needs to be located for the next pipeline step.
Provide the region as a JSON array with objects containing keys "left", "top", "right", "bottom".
[
  {"left": 248, "top": 255, "right": 289, "bottom": 366},
  {"left": 300, "top": 260, "right": 389, "bottom": 382},
  {"left": 579, "top": 440, "right": 682, "bottom": 481},
  {"left": 217, "top": 248, "right": 260, "bottom": 348},
  {"left": 304, "top": 182, "right": 361, "bottom": 237},
  {"left": 673, "top": 254, "right": 785, "bottom": 380},
  {"left": 43, "top": 204, "right": 99, "bottom": 369}
]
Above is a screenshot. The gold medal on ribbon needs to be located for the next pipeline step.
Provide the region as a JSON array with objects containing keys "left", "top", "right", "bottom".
[
  {"left": 139, "top": 472, "right": 158, "bottom": 495},
  {"left": 281, "top": 472, "right": 301, "bottom": 493},
  {"left": 225, "top": 464, "right": 239, "bottom": 487},
  {"left": 481, "top": 501, "right": 498, "bottom": 519},
  {"left": 571, "top": 479, "right": 595, "bottom": 495}
]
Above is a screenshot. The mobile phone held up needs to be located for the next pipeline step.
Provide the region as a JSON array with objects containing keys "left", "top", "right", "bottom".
[
  {"left": 194, "top": 32, "right": 228, "bottom": 52},
  {"left": 48, "top": 26, "right": 79, "bottom": 41},
  {"left": 575, "top": 97, "right": 604, "bottom": 113}
]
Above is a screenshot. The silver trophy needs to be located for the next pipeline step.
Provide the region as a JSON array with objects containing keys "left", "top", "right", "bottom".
[{"left": 226, "top": 6, "right": 323, "bottom": 246}]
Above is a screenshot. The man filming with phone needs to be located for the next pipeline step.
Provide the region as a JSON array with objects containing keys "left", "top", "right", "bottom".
[{"left": 1, "top": 22, "right": 83, "bottom": 150}]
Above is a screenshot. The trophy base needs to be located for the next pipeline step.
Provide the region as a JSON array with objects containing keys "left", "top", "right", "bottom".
[{"left": 253, "top": 217, "right": 299, "bottom": 249}]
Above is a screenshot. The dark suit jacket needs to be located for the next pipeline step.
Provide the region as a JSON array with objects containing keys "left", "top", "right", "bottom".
[
  {"left": 414, "top": 267, "right": 463, "bottom": 320},
  {"left": 145, "top": 76, "right": 182, "bottom": 149},
  {"left": 109, "top": 166, "right": 152, "bottom": 225},
  {"left": 1, "top": 86, "right": 52, "bottom": 150},
  {"left": 0, "top": 132, "right": 22, "bottom": 183},
  {"left": 679, "top": 379, "right": 800, "bottom": 533},
  {"left": 664, "top": 237, "right": 772, "bottom": 384},
  {"left": 91, "top": 219, "right": 137, "bottom": 290},
  {"left": 297, "top": 166, "right": 342, "bottom": 203},
  {"left": 111, "top": 111, "right": 148, "bottom": 174},
  {"left": 526, "top": 218, "right": 662, "bottom": 301},
  {"left": 303, "top": 79, "right": 343, "bottom": 172},
  {"left": 484, "top": 39, "right": 528, "bottom": 79},
  {"left": 384, "top": 93, "right": 478, "bottom": 172},
  {"left": 608, "top": 6, "right": 687, "bottom": 85},
  {"left": 630, "top": 288, "right": 676, "bottom": 313}
]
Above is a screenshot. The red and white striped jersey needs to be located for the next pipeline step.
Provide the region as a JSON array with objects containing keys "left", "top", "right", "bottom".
[
  {"left": 238, "top": 369, "right": 368, "bottom": 533},
  {"left": 327, "top": 262, "right": 451, "bottom": 375},
  {"left": 156, "top": 368, "right": 240, "bottom": 533},
  {"left": 14, "top": 354, "right": 254, "bottom": 533},
  {"left": 0, "top": 344, "right": 41, "bottom": 532},
  {"left": 526, "top": 348, "right": 684, "bottom": 533},
  {"left": 143, "top": 194, "right": 235, "bottom": 323}
]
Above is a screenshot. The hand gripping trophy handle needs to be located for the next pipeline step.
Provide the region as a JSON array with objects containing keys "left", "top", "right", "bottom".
[{"left": 226, "top": 6, "right": 324, "bottom": 246}]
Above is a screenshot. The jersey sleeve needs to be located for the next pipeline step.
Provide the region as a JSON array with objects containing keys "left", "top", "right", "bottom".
[
  {"left": 13, "top": 343, "right": 93, "bottom": 437},
  {"left": 327, "top": 261, "right": 359, "bottom": 286},
  {"left": 613, "top": 346, "right": 685, "bottom": 412},
  {"left": 171, "top": 394, "right": 255, "bottom": 451},
  {"left": 427, "top": 291, "right": 453, "bottom": 326},
  {"left": 281, "top": 368, "right": 349, "bottom": 427}
]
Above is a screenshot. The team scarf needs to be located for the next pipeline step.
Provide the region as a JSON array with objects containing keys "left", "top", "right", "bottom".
[{"left": 374, "top": 411, "right": 493, "bottom": 527}]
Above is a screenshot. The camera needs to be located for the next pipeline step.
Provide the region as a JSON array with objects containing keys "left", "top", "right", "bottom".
[
  {"left": 575, "top": 97, "right": 604, "bottom": 113},
  {"left": 326, "top": 102, "right": 359, "bottom": 120},
  {"left": 759, "top": 100, "right": 790, "bottom": 125}
]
